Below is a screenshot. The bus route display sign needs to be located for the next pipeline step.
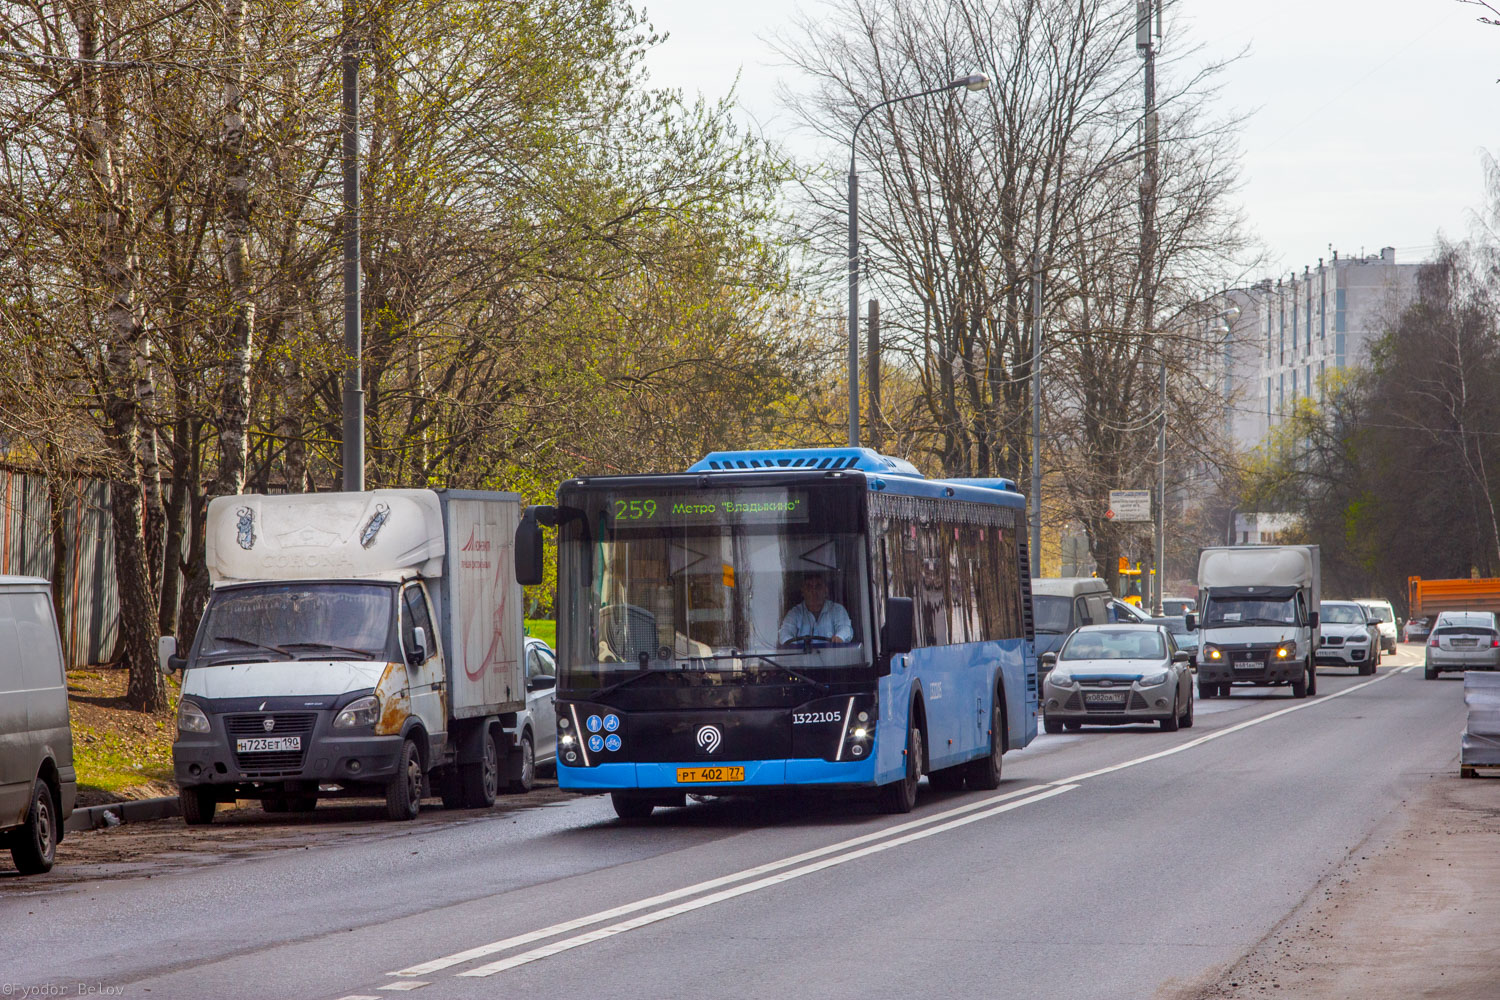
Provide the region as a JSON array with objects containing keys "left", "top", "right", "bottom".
[{"left": 606, "top": 489, "right": 810, "bottom": 527}]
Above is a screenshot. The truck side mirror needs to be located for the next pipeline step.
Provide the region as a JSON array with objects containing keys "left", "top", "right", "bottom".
[
  {"left": 1309, "top": 611, "right": 1320, "bottom": 629},
  {"left": 158, "top": 635, "right": 186, "bottom": 675},
  {"left": 881, "top": 597, "right": 915, "bottom": 655},
  {"left": 409, "top": 626, "right": 430, "bottom": 665},
  {"left": 515, "top": 506, "right": 551, "bottom": 586},
  {"left": 1184, "top": 612, "right": 1197, "bottom": 631}
]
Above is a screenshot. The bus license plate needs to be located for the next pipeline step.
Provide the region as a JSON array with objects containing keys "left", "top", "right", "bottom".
[
  {"left": 235, "top": 736, "right": 301, "bottom": 753},
  {"left": 676, "top": 766, "right": 745, "bottom": 783}
]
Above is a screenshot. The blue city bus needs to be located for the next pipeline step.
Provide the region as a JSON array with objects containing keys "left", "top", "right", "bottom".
[{"left": 516, "top": 448, "right": 1037, "bottom": 819}]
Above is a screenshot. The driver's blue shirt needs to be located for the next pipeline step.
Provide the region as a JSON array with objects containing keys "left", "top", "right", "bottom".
[{"left": 778, "top": 601, "right": 853, "bottom": 643}]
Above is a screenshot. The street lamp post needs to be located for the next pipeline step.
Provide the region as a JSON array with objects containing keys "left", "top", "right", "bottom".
[
  {"left": 847, "top": 73, "right": 988, "bottom": 447},
  {"left": 1153, "top": 304, "right": 1239, "bottom": 613}
]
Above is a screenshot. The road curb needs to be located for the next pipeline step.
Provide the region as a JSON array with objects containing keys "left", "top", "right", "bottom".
[{"left": 65, "top": 795, "right": 181, "bottom": 833}]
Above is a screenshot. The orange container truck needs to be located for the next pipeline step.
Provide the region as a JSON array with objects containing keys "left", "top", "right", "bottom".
[{"left": 1407, "top": 576, "right": 1500, "bottom": 619}]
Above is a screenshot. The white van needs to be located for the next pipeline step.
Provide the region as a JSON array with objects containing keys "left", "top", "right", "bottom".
[
  {"left": 0, "top": 577, "right": 76, "bottom": 874},
  {"left": 1355, "top": 599, "right": 1399, "bottom": 653},
  {"left": 1030, "top": 578, "right": 1114, "bottom": 683}
]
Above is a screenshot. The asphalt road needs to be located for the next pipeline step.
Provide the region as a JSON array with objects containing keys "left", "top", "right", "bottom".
[{"left": 0, "top": 645, "right": 1465, "bottom": 1000}]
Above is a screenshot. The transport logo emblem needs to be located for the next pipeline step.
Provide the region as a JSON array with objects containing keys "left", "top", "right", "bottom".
[
  {"left": 263, "top": 717, "right": 276, "bottom": 732},
  {"left": 696, "top": 725, "right": 722, "bottom": 754}
]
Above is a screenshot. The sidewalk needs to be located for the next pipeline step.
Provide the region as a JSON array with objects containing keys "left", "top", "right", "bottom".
[{"left": 1170, "top": 771, "right": 1500, "bottom": 999}]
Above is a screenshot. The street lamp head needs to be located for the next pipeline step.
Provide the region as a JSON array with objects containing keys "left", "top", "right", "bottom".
[
  {"left": 951, "top": 73, "right": 989, "bottom": 92},
  {"left": 1223, "top": 306, "right": 1242, "bottom": 322}
]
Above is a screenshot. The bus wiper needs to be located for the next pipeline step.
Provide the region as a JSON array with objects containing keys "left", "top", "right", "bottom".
[
  {"left": 591, "top": 668, "right": 689, "bottom": 699},
  {"left": 211, "top": 635, "right": 291, "bottom": 657},
  {"left": 696, "top": 651, "right": 831, "bottom": 690}
]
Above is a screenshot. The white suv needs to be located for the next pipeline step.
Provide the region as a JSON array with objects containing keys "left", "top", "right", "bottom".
[{"left": 1356, "top": 599, "right": 1399, "bottom": 653}]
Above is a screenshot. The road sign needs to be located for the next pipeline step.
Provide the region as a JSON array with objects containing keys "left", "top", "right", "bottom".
[{"left": 1108, "top": 490, "right": 1151, "bottom": 522}]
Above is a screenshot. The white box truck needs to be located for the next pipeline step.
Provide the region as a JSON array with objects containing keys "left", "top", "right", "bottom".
[
  {"left": 159, "top": 489, "right": 529, "bottom": 823},
  {"left": 1188, "top": 544, "right": 1321, "bottom": 699}
]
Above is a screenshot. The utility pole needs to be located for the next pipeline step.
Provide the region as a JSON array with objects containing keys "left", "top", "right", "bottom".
[
  {"left": 1138, "top": 0, "right": 1163, "bottom": 614},
  {"left": 1029, "top": 255, "right": 1043, "bottom": 574},
  {"left": 866, "top": 298, "right": 882, "bottom": 452},
  {"left": 340, "top": 0, "right": 364, "bottom": 492}
]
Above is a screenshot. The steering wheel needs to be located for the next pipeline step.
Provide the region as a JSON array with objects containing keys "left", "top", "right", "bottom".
[{"left": 781, "top": 634, "right": 841, "bottom": 647}]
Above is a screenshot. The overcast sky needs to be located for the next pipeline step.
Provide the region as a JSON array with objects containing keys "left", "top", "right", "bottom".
[{"left": 637, "top": 0, "right": 1500, "bottom": 279}]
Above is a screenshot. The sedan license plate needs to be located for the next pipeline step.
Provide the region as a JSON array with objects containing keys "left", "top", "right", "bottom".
[
  {"left": 676, "top": 766, "right": 745, "bottom": 783},
  {"left": 1452, "top": 639, "right": 1478, "bottom": 648},
  {"left": 1233, "top": 659, "right": 1263, "bottom": 673},
  {"left": 1083, "top": 691, "right": 1127, "bottom": 704},
  {"left": 235, "top": 736, "right": 302, "bottom": 753}
]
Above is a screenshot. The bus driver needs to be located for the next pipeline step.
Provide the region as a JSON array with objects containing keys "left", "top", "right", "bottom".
[{"left": 778, "top": 572, "right": 853, "bottom": 645}]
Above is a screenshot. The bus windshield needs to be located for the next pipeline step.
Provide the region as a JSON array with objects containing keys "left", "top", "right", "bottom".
[{"left": 557, "top": 484, "right": 870, "bottom": 688}]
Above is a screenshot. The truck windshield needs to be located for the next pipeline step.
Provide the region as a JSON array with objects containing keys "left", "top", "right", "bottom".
[
  {"left": 196, "top": 583, "right": 395, "bottom": 663},
  {"left": 1202, "top": 595, "right": 1297, "bottom": 626},
  {"left": 557, "top": 484, "right": 870, "bottom": 689}
]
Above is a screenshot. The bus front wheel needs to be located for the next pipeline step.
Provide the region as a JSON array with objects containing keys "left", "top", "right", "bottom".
[{"left": 877, "top": 721, "right": 923, "bottom": 814}]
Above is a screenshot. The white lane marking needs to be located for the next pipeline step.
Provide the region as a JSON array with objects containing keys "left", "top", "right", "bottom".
[
  {"left": 378, "top": 983, "right": 429, "bottom": 992},
  {"left": 399, "top": 661, "right": 1416, "bottom": 981},
  {"left": 456, "top": 784, "right": 1079, "bottom": 978},
  {"left": 392, "top": 782, "right": 1050, "bottom": 976},
  {"left": 1060, "top": 661, "right": 1402, "bottom": 785},
  {"left": 337, "top": 995, "right": 382, "bottom": 999}
]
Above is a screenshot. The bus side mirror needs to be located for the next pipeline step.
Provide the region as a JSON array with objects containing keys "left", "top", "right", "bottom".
[
  {"left": 1184, "top": 613, "right": 1197, "bottom": 631},
  {"left": 515, "top": 506, "right": 552, "bottom": 586},
  {"left": 882, "top": 597, "right": 914, "bottom": 655}
]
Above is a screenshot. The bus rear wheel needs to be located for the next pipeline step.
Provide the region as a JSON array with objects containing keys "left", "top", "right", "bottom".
[
  {"left": 611, "top": 792, "right": 656, "bottom": 822},
  {"left": 877, "top": 721, "right": 922, "bottom": 814},
  {"left": 964, "top": 697, "right": 1003, "bottom": 790}
]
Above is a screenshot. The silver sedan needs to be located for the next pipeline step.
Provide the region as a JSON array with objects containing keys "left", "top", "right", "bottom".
[{"left": 1041, "top": 623, "right": 1195, "bottom": 732}]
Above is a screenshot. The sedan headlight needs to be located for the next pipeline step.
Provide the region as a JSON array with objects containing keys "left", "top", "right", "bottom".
[
  {"left": 177, "top": 699, "right": 210, "bottom": 734},
  {"left": 1138, "top": 670, "right": 1170, "bottom": 685},
  {"left": 1047, "top": 670, "right": 1074, "bottom": 687},
  {"left": 334, "top": 695, "right": 380, "bottom": 729},
  {"left": 1202, "top": 644, "right": 1223, "bottom": 662}
]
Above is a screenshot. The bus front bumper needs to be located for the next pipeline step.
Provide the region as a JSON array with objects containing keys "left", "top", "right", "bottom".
[{"left": 557, "top": 756, "right": 880, "bottom": 791}]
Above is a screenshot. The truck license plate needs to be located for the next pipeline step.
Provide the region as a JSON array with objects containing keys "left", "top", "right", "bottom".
[
  {"left": 1233, "top": 659, "right": 1262, "bottom": 672},
  {"left": 236, "top": 736, "right": 302, "bottom": 753},
  {"left": 676, "top": 766, "right": 745, "bottom": 783}
]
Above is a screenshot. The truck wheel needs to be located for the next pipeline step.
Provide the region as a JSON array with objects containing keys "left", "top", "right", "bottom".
[
  {"left": 877, "top": 720, "right": 922, "bottom": 814},
  {"left": 463, "top": 727, "right": 501, "bottom": 805},
  {"left": 180, "top": 786, "right": 216, "bottom": 826},
  {"left": 964, "top": 697, "right": 1004, "bottom": 790},
  {"left": 262, "top": 797, "right": 289, "bottom": 813},
  {"left": 506, "top": 730, "right": 534, "bottom": 795},
  {"left": 611, "top": 792, "right": 655, "bottom": 821},
  {"left": 385, "top": 738, "right": 422, "bottom": 821},
  {"left": 286, "top": 796, "right": 317, "bottom": 813},
  {"left": 9, "top": 780, "right": 58, "bottom": 874},
  {"left": 1306, "top": 660, "right": 1317, "bottom": 696}
]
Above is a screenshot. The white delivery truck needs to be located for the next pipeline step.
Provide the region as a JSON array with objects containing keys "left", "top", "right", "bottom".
[
  {"left": 159, "top": 489, "right": 529, "bottom": 823},
  {"left": 1188, "top": 544, "right": 1321, "bottom": 699}
]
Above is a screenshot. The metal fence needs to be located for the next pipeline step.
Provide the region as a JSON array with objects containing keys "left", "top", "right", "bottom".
[{"left": 0, "top": 470, "right": 119, "bottom": 667}]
